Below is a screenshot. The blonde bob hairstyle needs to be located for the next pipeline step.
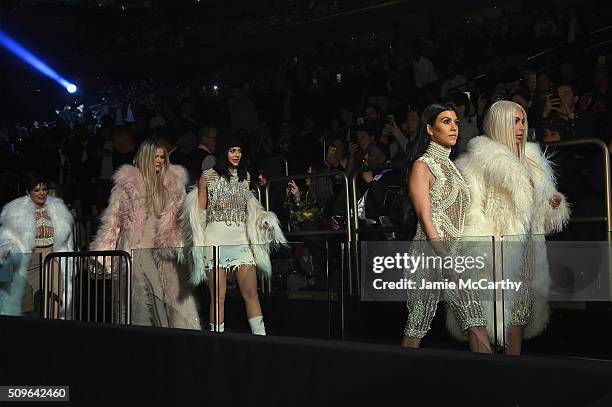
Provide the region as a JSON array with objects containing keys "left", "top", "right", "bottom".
[
  {"left": 482, "top": 100, "right": 529, "bottom": 160},
  {"left": 133, "top": 138, "right": 169, "bottom": 216}
]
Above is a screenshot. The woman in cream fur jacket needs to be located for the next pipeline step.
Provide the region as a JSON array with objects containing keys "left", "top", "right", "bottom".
[{"left": 448, "top": 100, "right": 570, "bottom": 355}]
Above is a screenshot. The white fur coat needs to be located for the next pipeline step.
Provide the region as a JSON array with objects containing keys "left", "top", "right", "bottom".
[
  {"left": 0, "top": 196, "right": 74, "bottom": 316},
  {"left": 447, "top": 136, "right": 570, "bottom": 343},
  {"left": 181, "top": 181, "right": 287, "bottom": 286}
]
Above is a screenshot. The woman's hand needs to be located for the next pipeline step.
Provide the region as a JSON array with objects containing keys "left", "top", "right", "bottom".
[
  {"left": 287, "top": 180, "right": 300, "bottom": 201},
  {"left": 550, "top": 194, "right": 562, "bottom": 209},
  {"left": 329, "top": 216, "right": 340, "bottom": 230}
]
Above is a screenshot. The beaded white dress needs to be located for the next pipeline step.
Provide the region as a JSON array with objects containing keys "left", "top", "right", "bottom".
[
  {"left": 201, "top": 169, "right": 256, "bottom": 272},
  {"left": 404, "top": 142, "right": 487, "bottom": 338}
]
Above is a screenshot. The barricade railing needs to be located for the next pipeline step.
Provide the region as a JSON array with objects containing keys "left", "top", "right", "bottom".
[
  {"left": 279, "top": 156, "right": 289, "bottom": 177},
  {"left": 42, "top": 250, "right": 132, "bottom": 324},
  {"left": 545, "top": 138, "right": 612, "bottom": 316},
  {"left": 265, "top": 170, "right": 352, "bottom": 292},
  {"left": 349, "top": 163, "right": 412, "bottom": 240},
  {"left": 349, "top": 163, "right": 413, "bottom": 294},
  {"left": 204, "top": 242, "right": 335, "bottom": 338},
  {"left": 545, "top": 138, "right": 611, "bottom": 234}
]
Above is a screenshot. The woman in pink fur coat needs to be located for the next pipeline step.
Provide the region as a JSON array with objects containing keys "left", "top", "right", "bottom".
[{"left": 91, "top": 138, "right": 200, "bottom": 329}]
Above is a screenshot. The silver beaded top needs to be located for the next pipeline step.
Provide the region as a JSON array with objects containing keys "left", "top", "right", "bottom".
[
  {"left": 35, "top": 206, "right": 54, "bottom": 247},
  {"left": 202, "top": 168, "right": 250, "bottom": 226},
  {"left": 414, "top": 141, "right": 471, "bottom": 239}
]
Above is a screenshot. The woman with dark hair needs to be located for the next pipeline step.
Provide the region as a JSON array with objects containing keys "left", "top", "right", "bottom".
[
  {"left": 0, "top": 173, "right": 74, "bottom": 318},
  {"left": 286, "top": 162, "right": 335, "bottom": 288},
  {"left": 286, "top": 162, "right": 335, "bottom": 225},
  {"left": 402, "top": 103, "right": 491, "bottom": 352},
  {"left": 182, "top": 136, "right": 286, "bottom": 335}
]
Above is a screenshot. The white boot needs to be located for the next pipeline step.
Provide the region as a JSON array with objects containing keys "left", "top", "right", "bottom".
[
  {"left": 248, "top": 316, "right": 266, "bottom": 336},
  {"left": 210, "top": 322, "right": 225, "bottom": 332}
]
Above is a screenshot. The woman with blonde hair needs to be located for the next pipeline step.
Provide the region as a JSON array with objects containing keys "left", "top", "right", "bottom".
[
  {"left": 449, "top": 100, "right": 570, "bottom": 354},
  {"left": 91, "top": 138, "right": 200, "bottom": 329}
]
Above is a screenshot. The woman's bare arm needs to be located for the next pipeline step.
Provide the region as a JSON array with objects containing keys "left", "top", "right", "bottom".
[
  {"left": 409, "top": 161, "right": 449, "bottom": 257},
  {"left": 198, "top": 174, "right": 208, "bottom": 210}
]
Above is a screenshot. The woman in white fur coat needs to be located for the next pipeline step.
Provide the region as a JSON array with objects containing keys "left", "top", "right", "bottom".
[
  {"left": 91, "top": 138, "right": 200, "bottom": 330},
  {"left": 182, "top": 136, "right": 286, "bottom": 335},
  {"left": 0, "top": 173, "right": 74, "bottom": 317},
  {"left": 449, "top": 100, "right": 570, "bottom": 355}
]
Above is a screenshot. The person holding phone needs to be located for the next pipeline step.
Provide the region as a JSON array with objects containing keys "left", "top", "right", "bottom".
[
  {"left": 324, "top": 138, "right": 342, "bottom": 171},
  {"left": 344, "top": 125, "right": 374, "bottom": 176},
  {"left": 286, "top": 164, "right": 334, "bottom": 288},
  {"left": 538, "top": 82, "right": 594, "bottom": 142},
  {"left": 380, "top": 114, "right": 405, "bottom": 160}
]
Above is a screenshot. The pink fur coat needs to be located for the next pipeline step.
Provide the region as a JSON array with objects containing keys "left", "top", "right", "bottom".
[{"left": 91, "top": 164, "right": 200, "bottom": 329}]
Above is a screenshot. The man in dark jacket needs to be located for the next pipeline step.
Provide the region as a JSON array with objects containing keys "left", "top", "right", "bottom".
[{"left": 330, "top": 141, "right": 402, "bottom": 240}]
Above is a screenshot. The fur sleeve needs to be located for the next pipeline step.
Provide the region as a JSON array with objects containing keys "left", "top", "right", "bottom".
[
  {"left": 526, "top": 143, "right": 571, "bottom": 235},
  {"left": 456, "top": 156, "right": 491, "bottom": 238},
  {"left": 0, "top": 197, "right": 35, "bottom": 254},
  {"left": 180, "top": 187, "right": 208, "bottom": 285},
  {"left": 246, "top": 195, "right": 287, "bottom": 246},
  {"left": 541, "top": 192, "right": 570, "bottom": 234},
  {"left": 246, "top": 194, "right": 288, "bottom": 279},
  {"left": 159, "top": 165, "right": 188, "bottom": 248},
  {"left": 90, "top": 182, "right": 125, "bottom": 251},
  {"left": 46, "top": 197, "right": 74, "bottom": 252}
]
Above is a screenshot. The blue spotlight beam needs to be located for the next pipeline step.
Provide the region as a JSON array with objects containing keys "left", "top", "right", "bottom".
[{"left": 0, "top": 29, "right": 76, "bottom": 92}]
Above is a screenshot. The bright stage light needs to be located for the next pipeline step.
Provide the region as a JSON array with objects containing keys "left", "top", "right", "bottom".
[{"left": 0, "top": 28, "right": 78, "bottom": 94}]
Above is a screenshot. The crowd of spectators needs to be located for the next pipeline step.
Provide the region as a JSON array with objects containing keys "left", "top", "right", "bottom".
[{"left": 0, "top": 2, "right": 610, "bottom": 277}]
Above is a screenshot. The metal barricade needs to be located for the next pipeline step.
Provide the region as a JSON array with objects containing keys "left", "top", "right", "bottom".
[
  {"left": 263, "top": 170, "right": 351, "bottom": 335},
  {"left": 265, "top": 170, "right": 352, "bottom": 239},
  {"left": 264, "top": 169, "right": 352, "bottom": 256},
  {"left": 278, "top": 156, "right": 289, "bottom": 177},
  {"left": 546, "top": 138, "right": 611, "bottom": 234},
  {"left": 545, "top": 138, "right": 612, "bottom": 304},
  {"left": 42, "top": 250, "right": 132, "bottom": 324},
  {"left": 349, "top": 163, "right": 412, "bottom": 293}
]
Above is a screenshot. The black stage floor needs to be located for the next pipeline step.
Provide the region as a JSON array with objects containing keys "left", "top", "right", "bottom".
[{"left": 1, "top": 315, "right": 612, "bottom": 407}]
